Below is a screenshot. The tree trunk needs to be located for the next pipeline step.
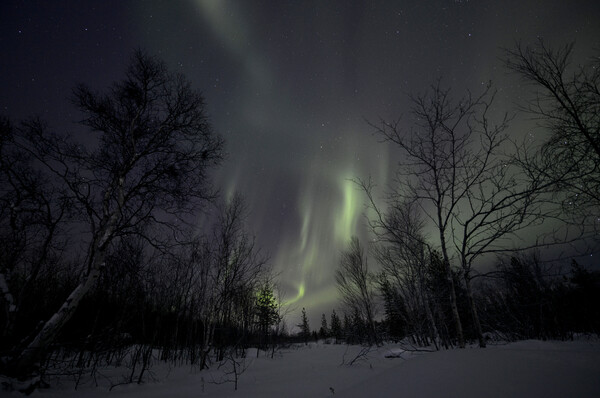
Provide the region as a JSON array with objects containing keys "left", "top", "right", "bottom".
[
  {"left": 439, "top": 238, "right": 465, "bottom": 348},
  {"left": 13, "top": 177, "right": 125, "bottom": 375},
  {"left": 0, "top": 272, "right": 16, "bottom": 338},
  {"left": 464, "top": 275, "right": 486, "bottom": 348},
  {"left": 13, "top": 255, "right": 105, "bottom": 376},
  {"left": 364, "top": 304, "right": 379, "bottom": 345},
  {"left": 422, "top": 292, "right": 440, "bottom": 350}
]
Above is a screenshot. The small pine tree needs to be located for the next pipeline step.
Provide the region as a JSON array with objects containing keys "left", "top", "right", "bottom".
[
  {"left": 330, "top": 309, "right": 342, "bottom": 341},
  {"left": 319, "top": 313, "right": 329, "bottom": 339},
  {"left": 298, "top": 308, "right": 310, "bottom": 344},
  {"left": 380, "top": 276, "right": 406, "bottom": 340},
  {"left": 351, "top": 307, "right": 366, "bottom": 344},
  {"left": 342, "top": 313, "right": 351, "bottom": 342},
  {"left": 256, "top": 284, "right": 279, "bottom": 347}
]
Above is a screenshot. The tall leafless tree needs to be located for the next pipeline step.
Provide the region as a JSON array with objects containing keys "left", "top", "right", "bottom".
[
  {"left": 0, "top": 117, "right": 70, "bottom": 349},
  {"left": 360, "top": 193, "right": 442, "bottom": 348},
  {"left": 205, "top": 193, "right": 269, "bottom": 362},
  {"left": 505, "top": 41, "right": 600, "bottom": 244},
  {"left": 368, "top": 80, "right": 550, "bottom": 348},
  {"left": 335, "top": 237, "right": 379, "bottom": 345},
  {"left": 7, "top": 50, "right": 224, "bottom": 376}
]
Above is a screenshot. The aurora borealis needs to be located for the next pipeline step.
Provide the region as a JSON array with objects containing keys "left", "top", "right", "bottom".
[{"left": 1, "top": 1, "right": 599, "bottom": 325}]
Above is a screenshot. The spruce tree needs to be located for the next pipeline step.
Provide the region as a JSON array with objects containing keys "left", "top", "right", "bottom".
[
  {"left": 319, "top": 313, "right": 329, "bottom": 339},
  {"left": 343, "top": 313, "right": 351, "bottom": 342},
  {"left": 330, "top": 310, "right": 342, "bottom": 341},
  {"left": 298, "top": 308, "right": 310, "bottom": 344},
  {"left": 256, "top": 284, "right": 279, "bottom": 347}
]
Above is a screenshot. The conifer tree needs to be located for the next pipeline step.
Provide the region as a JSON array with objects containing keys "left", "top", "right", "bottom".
[
  {"left": 342, "top": 313, "right": 351, "bottom": 342},
  {"left": 298, "top": 308, "right": 310, "bottom": 344},
  {"left": 330, "top": 310, "right": 342, "bottom": 341},
  {"left": 256, "top": 284, "right": 279, "bottom": 347},
  {"left": 319, "top": 313, "right": 329, "bottom": 339}
]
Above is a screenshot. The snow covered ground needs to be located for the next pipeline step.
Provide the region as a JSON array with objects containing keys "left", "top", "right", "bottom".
[{"left": 22, "top": 339, "right": 600, "bottom": 397}]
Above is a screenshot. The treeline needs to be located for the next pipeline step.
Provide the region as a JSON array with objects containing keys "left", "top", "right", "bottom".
[
  {"left": 334, "top": 40, "right": 599, "bottom": 349},
  {"left": 0, "top": 51, "right": 282, "bottom": 387},
  {"left": 303, "top": 251, "right": 599, "bottom": 348},
  {"left": 376, "top": 251, "right": 600, "bottom": 347},
  {"left": 479, "top": 257, "right": 600, "bottom": 341},
  {"left": 5, "top": 198, "right": 283, "bottom": 378},
  {"left": 310, "top": 247, "right": 597, "bottom": 348}
]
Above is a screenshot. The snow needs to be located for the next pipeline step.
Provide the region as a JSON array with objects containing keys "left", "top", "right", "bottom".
[
  {"left": 24, "top": 339, "right": 600, "bottom": 398},
  {"left": 340, "top": 340, "right": 600, "bottom": 398}
]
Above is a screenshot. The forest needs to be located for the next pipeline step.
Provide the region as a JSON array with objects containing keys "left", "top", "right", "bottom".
[{"left": 0, "top": 40, "right": 598, "bottom": 393}]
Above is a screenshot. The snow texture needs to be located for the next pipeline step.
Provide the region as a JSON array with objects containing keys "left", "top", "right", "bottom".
[{"left": 25, "top": 339, "right": 600, "bottom": 398}]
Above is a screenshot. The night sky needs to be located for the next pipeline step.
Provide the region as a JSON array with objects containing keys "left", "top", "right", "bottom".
[{"left": 2, "top": 0, "right": 599, "bottom": 325}]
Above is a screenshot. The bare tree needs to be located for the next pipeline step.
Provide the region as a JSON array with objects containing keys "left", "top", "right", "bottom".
[
  {"left": 505, "top": 41, "right": 600, "bottom": 243},
  {"left": 205, "top": 193, "right": 269, "bottom": 362},
  {"left": 7, "top": 50, "right": 224, "bottom": 376},
  {"left": 361, "top": 194, "right": 442, "bottom": 348},
  {"left": 335, "top": 237, "right": 378, "bottom": 345},
  {"left": 369, "top": 80, "right": 549, "bottom": 348},
  {"left": 0, "top": 117, "right": 70, "bottom": 350}
]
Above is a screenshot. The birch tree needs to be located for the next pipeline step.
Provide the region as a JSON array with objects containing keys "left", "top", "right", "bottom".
[
  {"left": 0, "top": 117, "right": 69, "bottom": 353},
  {"left": 369, "top": 80, "right": 547, "bottom": 348},
  {"left": 363, "top": 196, "right": 442, "bottom": 348},
  {"left": 505, "top": 41, "right": 600, "bottom": 242},
  {"left": 8, "top": 50, "right": 224, "bottom": 376},
  {"left": 335, "top": 237, "right": 379, "bottom": 345}
]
